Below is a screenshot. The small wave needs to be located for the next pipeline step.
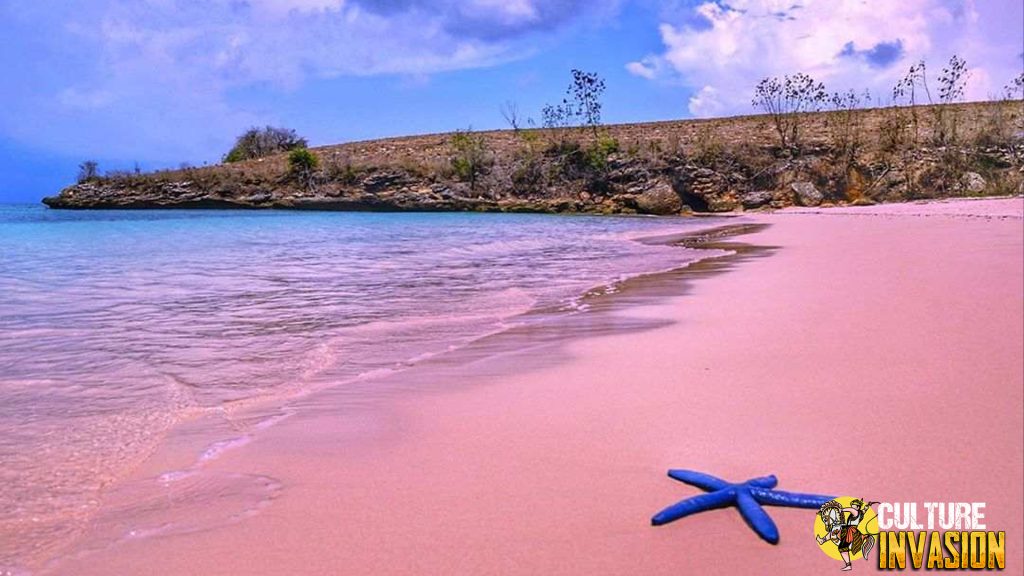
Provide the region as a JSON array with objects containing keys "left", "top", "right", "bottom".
[
  {"left": 44, "top": 471, "right": 282, "bottom": 572},
  {"left": 1, "top": 210, "right": 729, "bottom": 570}
]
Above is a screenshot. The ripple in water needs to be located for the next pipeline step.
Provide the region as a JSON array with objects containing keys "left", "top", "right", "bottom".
[{"left": 0, "top": 206, "right": 719, "bottom": 570}]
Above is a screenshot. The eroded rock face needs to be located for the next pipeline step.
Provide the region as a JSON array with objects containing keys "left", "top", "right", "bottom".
[
  {"left": 790, "top": 181, "right": 823, "bottom": 206},
  {"left": 843, "top": 167, "right": 867, "bottom": 202},
  {"left": 960, "top": 172, "right": 986, "bottom": 194},
  {"left": 635, "top": 180, "right": 683, "bottom": 215},
  {"left": 675, "top": 167, "right": 739, "bottom": 212}
]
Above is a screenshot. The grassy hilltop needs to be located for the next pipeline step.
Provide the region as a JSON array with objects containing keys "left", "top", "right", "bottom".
[{"left": 44, "top": 99, "right": 1023, "bottom": 214}]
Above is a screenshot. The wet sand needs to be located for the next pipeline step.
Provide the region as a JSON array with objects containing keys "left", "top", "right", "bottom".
[{"left": 47, "top": 198, "right": 1023, "bottom": 575}]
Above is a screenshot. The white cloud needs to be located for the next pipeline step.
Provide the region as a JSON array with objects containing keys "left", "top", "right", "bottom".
[
  {"left": 0, "top": 0, "right": 618, "bottom": 163},
  {"left": 628, "top": 0, "right": 1024, "bottom": 117},
  {"left": 625, "top": 57, "right": 658, "bottom": 79},
  {"left": 687, "top": 85, "right": 723, "bottom": 118},
  {"left": 462, "top": 0, "right": 540, "bottom": 24}
]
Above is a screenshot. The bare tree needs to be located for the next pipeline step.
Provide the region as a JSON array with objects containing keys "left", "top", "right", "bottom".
[
  {"left": 77, "top": 161, "right": 99, "bottom": 183},
  {"left": 752, "top": 72, "right": 826, "bottom": 153},
  {"left": 937, "top": 56, "right": 969, "bottom": 103},
  {"left": 827, "top": 88, "right": 871, "bottom": 161},
  {"left": 893, "top": 60, "right": 932, "bottom": 143},
  {"left": 933, "top": 55, "right": 970, "bottom": 145},
  {"left": 500, "top": 101, "right": 522, "bottom": 132},
  {"left": 893, "top": 60, "right": 932, "bottom": 105}
]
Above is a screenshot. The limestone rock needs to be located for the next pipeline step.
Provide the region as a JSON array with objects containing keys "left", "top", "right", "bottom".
[
  {"left": 740, "top": 190, "right": 773, "bottom": 209},
  {"left": 675, "top": 168, "right": 739, "bottom": 212},
  {"left": 960, "top": 172, "right": 986, "bottom": 194},
  {"left": 791, "top": 181, "right": 823, "bottom": 207},
  {"left": 635, "top": 180, "right": 683, "bottom": 215},
  {"left": 705, "top": 193, "right": 740, "bottom": 212}
]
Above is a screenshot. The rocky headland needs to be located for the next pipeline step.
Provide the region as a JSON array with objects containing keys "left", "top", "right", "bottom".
[{"left": 43, "top": 101, "right": 1023, "bottom": 214}]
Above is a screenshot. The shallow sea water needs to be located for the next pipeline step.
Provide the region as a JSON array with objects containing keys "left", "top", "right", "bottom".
[{"left": 0, "top": 205, "right": 721, "bottom": 570}]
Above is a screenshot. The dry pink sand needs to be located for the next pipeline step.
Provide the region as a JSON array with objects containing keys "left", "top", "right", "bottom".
[{"left": 50, "top": 198, "right": 1023, "bottom": 575}]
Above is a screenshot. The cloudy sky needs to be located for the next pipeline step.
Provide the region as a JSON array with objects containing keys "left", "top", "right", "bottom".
[{"left": 1, "top": 0, "right": 1021, "bottom": 201}]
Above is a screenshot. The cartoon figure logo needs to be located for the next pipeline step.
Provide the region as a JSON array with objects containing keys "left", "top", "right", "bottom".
[{"left": 814, "top": 497, "right": 879, "bottom": 571}]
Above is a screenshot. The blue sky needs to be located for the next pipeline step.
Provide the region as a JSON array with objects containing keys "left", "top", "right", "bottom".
[{"left": 1, "top": 0, "right": 1021, "bottom": 202}]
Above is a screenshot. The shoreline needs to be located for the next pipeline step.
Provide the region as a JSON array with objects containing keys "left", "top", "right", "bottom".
[
  {"left": 33, "top": 198, "right": 1024, "bottom": 574},
  {"left": 17, "top": 214, "right": 742, "bottom": 573}
]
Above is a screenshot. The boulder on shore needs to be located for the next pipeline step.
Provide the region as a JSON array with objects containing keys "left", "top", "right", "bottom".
[
  {"left": 740, "top": 190, "right": 773, "bottom": 209},
  {"left": 635, "top": 180, "right": 683, "bottom": 215},
  {"left": 960, "top": 172, "right": 986, "bottom": 195},
  {"left": 791, "top": 181, "right": 823, "bottom": 207}
]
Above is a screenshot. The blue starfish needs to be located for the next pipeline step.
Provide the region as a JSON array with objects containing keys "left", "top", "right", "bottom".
[{"left": 651, "top": 469, "right": 834, "bottom": 544}]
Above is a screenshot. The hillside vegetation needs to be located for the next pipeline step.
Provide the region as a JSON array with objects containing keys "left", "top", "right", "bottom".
[{"left": 44, "top": 101, "right": 1024, "bottom": 214}]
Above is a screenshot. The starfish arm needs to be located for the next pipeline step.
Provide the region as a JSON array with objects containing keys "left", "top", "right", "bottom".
[
  {"left": 736, "top": 487, "right": 780, "bottom": 544},
  {"left": 744, "top": 475, "right": 778, "bottom": 489},
  {"left": 666, "top": 469, "right": 727, "bottom": 491},
  {"left": 750, "top": 487, "right": 835, "bottom": 509},
  {"left": 651, "top": 488, "right": 736, "bottom": 526}
]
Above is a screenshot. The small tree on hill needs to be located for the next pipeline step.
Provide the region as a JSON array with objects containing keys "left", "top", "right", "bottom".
[
  {"left": 933, "top": 55, "right": 970, "bottom": 145},
  {"left": 827, "top": 88, "right": 870, "bottom": 162},
  {"left": 541, "top": 101, "right": 574, "bottom": 145},
  {"left": 500, "top": 101, "right": 522, "bottom": 132},
  {"left": 1004, "top": 72, "right": 1024, "bottom": 101},
  {"left": 450, "top": 128, "right": 488, "bottom": 190},
  {"left": 288, "top": 147, "right": 319, "bottom": 185},
  {"left": 224, "top": 126, "right": 308, "bottom": 163},
  {"left": 568, "top": 69, "right": 606, "bottom": 135},
  {"left": 893, "top": 60, "right": 932, "bottom": 143},
  {"left": 288, "top": 145, "right": 315, "bottom": 175},
  {"left": 541, "top": 69, "right": 607, "bottom": 141},
  {"left": 893, "top": 60, "right": 932, "bottom": 105},
  {"left": 77, "top": 161, "right": 99, "bottom": 183},
  {"left": 752, "top": 72, "right": 826, "bottom": 153}
]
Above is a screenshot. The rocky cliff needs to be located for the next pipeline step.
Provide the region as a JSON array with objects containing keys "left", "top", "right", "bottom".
[{"left": 43, "top": 102, "right": 1024, "bottom": 214}]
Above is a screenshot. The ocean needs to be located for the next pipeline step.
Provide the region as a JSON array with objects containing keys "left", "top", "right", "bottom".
[{"left": 0, "top": 205, "right": 719, "bottom": 569}]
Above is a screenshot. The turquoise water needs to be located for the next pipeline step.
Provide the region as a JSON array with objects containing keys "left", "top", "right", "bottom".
[{"left": 0, "top": 204, "right": 716, "bottom": 567}]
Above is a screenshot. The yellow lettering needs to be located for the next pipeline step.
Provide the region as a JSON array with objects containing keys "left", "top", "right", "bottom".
[
  {"left": 927, "top": 532, "right": 944, "bottom": 568},
  {"left": 883, "top": 532, "right": 906, "bottom": 570},
  {"left": 943, "top": 531, "right": 960, "bottom": 569},
  {"left": 907, "top": 531, "right": 926, "bottom": 569},
  {"left": 987, "top": 531, "right": 1005, "bottom": 569},
  {"left": 970, "top": 531, "right": 986, "bottom": 568}
]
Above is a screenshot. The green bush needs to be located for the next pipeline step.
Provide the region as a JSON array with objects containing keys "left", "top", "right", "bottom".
[
  {"left": 585, "top": 136, "right": 619, "bottom": 171},
  {"left": 450, "top": 129, "right": 488, "bottom": 189},
  {"left": 288, "top": 147, "right": 319, "bottom": 174}
]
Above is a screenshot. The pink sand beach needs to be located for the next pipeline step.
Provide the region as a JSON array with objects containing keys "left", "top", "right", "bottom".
[{"left": 39, "top": 198, "right": 1024, "bottom": 574}]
